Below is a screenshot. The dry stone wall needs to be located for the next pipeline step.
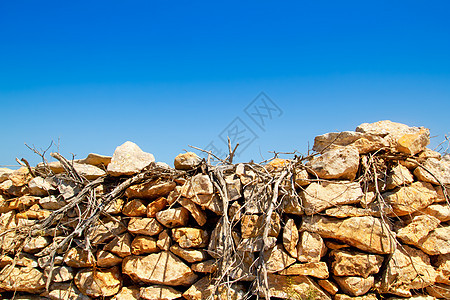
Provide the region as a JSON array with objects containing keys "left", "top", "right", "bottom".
[{"left": 0, "top": 120, "right": 449, "bottom": 300}]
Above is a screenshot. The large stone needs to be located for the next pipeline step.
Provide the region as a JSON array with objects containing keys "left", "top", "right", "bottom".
[
  {"left": 183, "top": 276, "right": 246, "bottom": 300},
  {"left": 44, "top": 265, "right": 74, "bottom": 282},
  {"left": 28, "top": 176, "right": 56, "bottom": 196},
  {"left": 335, "top": 294, "right": 378, "bottom": 300},
  {"left": 419, "top": 203, "right": 450, "bottom": 222},
  {"left": 317, "top": 279, "right": 339, "bottom": 296},
  {"left": 76, "top": 153, "right": 111, "bottom": 167},
  {"left": 301, "top": 215, "right": 395, "bottom": 254},
  {"left": 104, "top": 233, "right": 133, "bottom": 258},
  {"left": 241, "top": 212, "right": 280, "bottom": 238},
  {"left": 225, "top": 174, "right": 242, "bottom": 201},
  {"left": 23, "top": 236, "right": 51, "bottom": 253},
  {"left": 122, "top": 252, "right": 198, "bottom": 286},
  {"left": 157, "top": 229, "right": 172, "bottom": 251},
  {"left": 414, "top": 157, "right": 450, "bottom": 185},
  {"left": 334, "top": 276, "right": 374, "bottom": 297},
  {"left": 260, "top": 274, "right": 331, "bottom": 299},
  {"left": 280, "top": 192, "right": 303, "bottom": 215},
  {"left": 0, "top": 167, "right": 13, "bottom": 183},
  {"left": 170, "top": 244, "right": 208, "bottom": 263},
  {"left": 39, "top": 195, "right": 67, "bottom": 210},
  {"left": 104, "top": 198, "right": 125, "bottom": 215},
  {"left": 397, "top": 128, "right": 430, "bottom": 155},
  {"left": 279, "top": 262, "right": 329, "bottom": 279},
  {"left": 87, "top": 217, "right": 127, "bottom": 245},
  {"left": 8, "top": 167, "right": 32, "bottom": 186},
  {"left": 131, "top": 235, "right": 159, "bottom": 255},
  {"left": 262, "top": 244, "right": 296, "bottom": 273},
  {"left": 242, "top": 182, "right": 271, "bottom": 213},
  {"left": 122, "top": 199, "right": 148, "bottom": 217},
  {"left": 74, "top": 266, "right": 122, "bottom": 297},
  {"left": 379, "top": 245, "right": 437, "bottom": 297},
  {"left": 383, "top": 181, "right": 437, "bottom": 216},
  {"left": 140, "top": 285, "right": 183, "bottom": 300},
  {"left": 324, "top": 205, "right": 377, "bottom": 218},
  {"left": 172, "top": 227, "right": 208, "bottom": 248},
  {"left": 181, "top": 174, "right": 214, "bottom": 198},
  {"left": 178, "top": 197, "right": 207, "bottom": 226},
  {"left": 313, "top": 131, "right": 388, "bottom": 154},
  {"left": 397, "top": 215, "right": 440, "bottom": 246},
  {"left": 174, "top": 152, "right": 202, "bottom": 170},
  {"left": 125, "top": 181, "right": 176, "bottom": 200},
  {"left": 44, "top": 282, "right": 90, "bottom": 300},
  {"left": 237, "top": 236, "right": 277, "bottom": 252},
  {"left": 297, "top": 231, "right": 327, "bottom": 263},
  {"left": 330, "top": 249, "right": 384, "bottom": 278},
  {"left": 156, "top": 207, "right": 189, "bottom": 228},
  {"left": 127, "top": 217, "right": 163, "bottom": 236},
  {"left": 0, "top": 265, "right": 45, "bottom": 292},
  {"left": 418, "top": 225, "right": 450, "bottom": 255},
  {"left": 283, "top": 218, "right": 299, "bottom": 258},
  {"left": 71, "top": 163, "right": 107, "bottom": 180},
  {"left": 146, "top": 197, "right": 168, "bottom": 217},
  {"left": 191, "top": 260, "right": 218, "bottom": 273},
  {"left": 64, "top": 248, "right": 96, "bottom": 268},
  {"left": 107, "top": 141, "right": 155, "bottom": 176},
  {"left": 0, "top": 195, "right": 39, "bottom": 213},
  {"left": 111, "top": 286, "right": 140, "bottom": 300},
  {"left": 301, "top": 181, "right": 363, "bottom": 215},
  {"left": 96, "top": 250, "right": 123, "bottom": 267},
  {"left": 386, "top": 164, "right": 414, "bottom": 190},
  {"left": 307, "top": 146, "right": 359, "bottom": 180}
]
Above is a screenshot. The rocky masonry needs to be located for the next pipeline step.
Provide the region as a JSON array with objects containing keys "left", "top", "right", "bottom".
[{"left": 0, "top": 120, "right": 449, "bottom": 300}]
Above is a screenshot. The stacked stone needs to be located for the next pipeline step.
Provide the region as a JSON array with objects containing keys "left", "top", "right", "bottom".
[{"left": 0, "top": 120, "right": 448, "bottom": 300}]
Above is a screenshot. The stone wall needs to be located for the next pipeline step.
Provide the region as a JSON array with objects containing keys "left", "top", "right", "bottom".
[{"left": 0, "top": 120, "right": 449, "bottom": 300}]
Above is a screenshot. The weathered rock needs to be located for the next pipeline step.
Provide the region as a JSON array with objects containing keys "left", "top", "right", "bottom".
[
  {"left": 386, "top": 164, "right": 414, "bottom": 190},
  {"left": 379, "top": 245, "right": 437, "bottom": 297},
  {"left": 283, "top": 218, "right": 298, "bottom": 258},
  {"left": 28, "top": 176, "right": 56, "bottom": 196},
  {"left": 147, "top": 197, "right": 168, "bottom": 217},
  {"left": 434, "top": 253, "right": 450, "bottom": 285},
  {"left": 74, "top": 266, "right": 122, "bottom": 297},
  {"left": 294, "top": 167, "right": 310, "bottom": 187},
  {"left": 334, "top": 276, "right": 374, "bottom": 297},
  {"left": 414, "top": 157, "right": 450, "bottom": 185},
  {"left": 228, "top": 250, "right": 256, "bottom": 281},
  {"left": 174, "top": 152, "right": 201, "bottom": 170},
  {"left": 104, "top": 233, "right": 133, "bottom": 257},
  {"left": 228, "top": 201, "right": 242, "bottom": 221},
  {"left": 44, "top": 266, "right": 74, "bottom": 282},
  {"left": 313, "top": 131, "right": 389, "bottom": 154},
  {"left": 111, "top": 286, "right": 140, "bottom": 300},
  {"left": 131, "top": 235, "right": 159, "bottom": 255},
  {"left": 122, "top": 199, "right": 148, "bottom": 217},
  {"left": 262, "top": 244, "right": 296, "bottom": 273},
  {"left": 38, "top": 255, "right": 64, "bottom": 269},
  {"left": 280, "top": 193, "right": 303, "bottom": 215},
  {"left": 44, "top": 282, "right": 90, "bottom": 300},
  {"left": 0, "top": 195, "right": 39, "bottom": 213},
  {"left": 157, "top": 229, "right": 172, "bottom": 251},
  {"left": 76, "top": 153, "right": 111, "bottom": 167},
  {"left": 170, "top": 244, "right": 208, "bottom": 263},
  {"left": 0, "top": 265, "right": 45, "bottom": 292},
  {"left": 179, "top": 197, "right": 207, "bottom": 226},
  {"left": 301, "top": 215, "right": 395, "bottom": 254},
  {"left": 242, "top": 182, "right": 271, "bottom": 214},
  {"left": 9, "top": 167, "right": 32, "bottom": 186},
  {"left": 126, "top": 181, "right": 176, "bottom": 200},
  {"left": 330, "top": 249, "right": 384, "bottom": 278},
  {"left": 122, "top": 252, "right": 198, "bottom": 286},
  {"left": 64, "top": 248, "right": 95, "bottom": 268},
  {"left": 156, "top": 207, "right": 189, "bottom": 228},
  {"left": 183, "top": 276, "right": 246, "bottom": 300},
  {"left": 140, "top": 285, "right": 183, "bottom": 300},
  {"left": 241, "top": 212, "right": 280, "bottom": 239},
  {"left": 127, "top": 217, "right": 163, "bottom": 236},
  {"left": 237, "top": 236, "right": 277, "bottom": 252},
  {"left": 334, "top": 294, "right": 378, "bottom": 300},
  {"left": 87, "top": 217, "right": 127, "bottom": 245},
  {"left": 191, "top": 260, "right": 218, "bottom": 273},
  {"left": 397, "top": 215, "right": 440, "bottom": 246},
  {"left": 0, "top": 255, "right": 12, "bottom": 267},
  {"left": 181, "top": 174, "right": 214, "bottom": 198},
  {"left": 297, "top": 231, "right": 327, "bottom": 262},
  {"left": 318, "top": 279, "right": 339, "bottom": 296},
  {"left": 324, "top": 205, "right": 378, "bottom": 218},
  {"left": 71, "top": 163, "right": 107, "bottom": 180},
  {"left": 16, "top": 204, "right": 51, "bottom": 220},
  {"left": 0, "top": 178, "right": 29, "bottom": 196},
  {"left": 39, "top": 195, "right": 67, "bottom": 210},
  {"left": 397, "top": 128, "right": 430, "bottom": 155},
  {"left": 96, "top": 250, "right": 123, "bottom": 267},
  {"left": 307, "top": 146, "right": 359, "bottom": 180},
  {"left": 15, "top": 252, "right": 39, "bottom": 267},
  {"left": 225, "top": 174, "right": 242, "bottom": 201},
  {"left": 172, "top": 227, "right": 208, "bottom": 248},
  {"left": 419, "top": 203, "right": 450, "bottom": 222},
  {"left": 300, "top": 181, "right": 363, "bottom": 215},
  {"left": 0, "top": 167, "right": 13, "bottom": 183},
  {"left": 418, "top": 225, "right": 450, "bottom": 255},
  {"left": 279, "top": 262, "right": 329, "bottom": 279},
  {"left": 259, "top": 274, "right": 331, "bottom": 299},
  {"left": 23, "top": 236, "right": 51, "bottom": 253},
  {"left": 107, "top": 141, "right": 155, "bottom": 176},
  {"left": 104, "top": 197, "right": 125, "bottom": 215},
  {"left": 383, "top": 181, "right": 437, "bottom": 216}
]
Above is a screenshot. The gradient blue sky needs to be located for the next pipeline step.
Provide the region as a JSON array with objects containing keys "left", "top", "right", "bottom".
[{"left": 1, "top": 1, "right": 449, "bottom": 167}]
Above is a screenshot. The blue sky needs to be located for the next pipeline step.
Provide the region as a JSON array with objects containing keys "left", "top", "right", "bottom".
[{"left": 1, "top": 1, "right": 449, "bottom": 167}]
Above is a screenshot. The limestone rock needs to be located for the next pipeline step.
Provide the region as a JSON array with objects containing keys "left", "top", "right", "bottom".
[
  {"left": 183, "top": 276, "right": 246, "bottom": 300},
  {"left": 318, "top": 279, "right": 339, "bottom": 296},
  {"left": 157, "top": 229, "right": 172, "bottom": 251},
  {"left": 414, "top": 157, "right": 450, "bottom": 185},
  {"left": 131, "top": 235, "right": 159, "bottom": 255},
  {"left": 76, "top": 153, "right": 111, "bottom": 167},
  {"left": 122, "top": 199, "right": 148, "bottom": 217},
  {"left": 334, "top": 294, "right": 378, "bottom": 300},
  {"left": 241, "top": 212, "right": 280, "bottom": 239},
  {"left": 0, "top": 178, "right": 29, "bottom": 196},
  {"left": 125, "top": 181, "right": 176, "bottom": 200},
  {"left": 39, "top": 195, "right": 67, "bottom": 210},
  {"left": 225, "top": 174, "right": 242, "bottom": 201},
  {"left": 104, "top": 198, "right": 125, "bottom": 215},
  {"left": 111, "top": 286, "right": 140, "bottom": 300},
  {"left": 28, "top": 176, "right": 55, "bottom": 196},
  {"left": 419, "top": 203, "right": 450, "bottom": 222},
  {"left": 0, "top": 255, "right": 12, "bottom": 267},
  {"left": 104, "top": 233, "right": 133, "bottom": 257},
  {"left": 294, "top": 167, "right": 310, "bottom": 187},
  {"left": 301, "top": 215, "right": 395, "bottom": 254},
  {"left": 397, "top": 215, "right": 440, "bottom": 246},
  {"left": 237, "top": 236, "right": 277, "bottom": 252},
  {"left": 179, "top": 197, "right": 207, "bottom": 226},
  {"left": 96, "top": 250, "right": 123, "bottom": 267},
  {"left": 156, "top": 207, "right": 189, "bottom": 228},
  {"left": 64, "top": 248, "right": 95, "bottom": 268},
  {"left": 174, "top": 152, "right": 201, "bottom": 170},
  {"left": 15, "top": 252, "right": 38, "bottom": 267},
  {"left": 8, "top": 167, "right": 32, "bottom": 186},
  {"left": 71, "top": 163, "right": 107, "bottom": 180},
  {"left": 16, "top": 204, "right": 51, "bottom": 220},
  {"left": 301, "top": 181, "right": 363, "bottom": 215},
  {"left": 313, "top": 131, "right": 388, "bottom": 154},
  {"left": 23, "top": 236, "right": 51, "bottom": 253},
  {"left": 0, "top": 167, "right": 13, "bottom": 183},
  {"left": 38, "top": 255, "right": 64, "bottom": 269},
  {"left": 297, "top": 231, "right": 327, "bottom": 262},
  {"left": 122, "top": 252, "right": 198, "bottom": 286},
  {"left": 383, "top": 181, "right": 437, "bottom": 216},
  {"left": 307, "top": 146, "right": 359, "bottom": 180},
  {"left": 434, "top": 253, "right": 450, "bottom": 285},
  {"left": 87, "top": 218, "right": 127, "bottom": 245},
  {"left": 280, "top": 193, "right": 303, "bottom": 215},
  {"left": 386, "top": 164, "right": 414, "bottom": 190},
  {"left": 262, "top": 244, "right": 296, "bottom": 273},
  {"left": 229, "top": 250, "right": 257, "bottom": 281},
  {"left": 172, "top": 227, "right": 208, "bottom": 248},
  {"left": 127, "top": 217, "right": 163, "bottom": 236},
  {"left": 191, "top": 260, "right": 218, "bottom": 273},
  {"left": 324, "top": 205, "right": 377, "bottom": 218},
  {"left": 260, "top": 274, "right": 331, "bottom": 299},
  {"left": 418, "top": 225, "right": 450, "bottom": 255},
  {"left": 147, "top": 197, "right": 168, "bottom": 217},
  {"left": 279, "top": 262, "right": 329, "bottom": 279},
  {"left": 0, "top": 195, "right": 39, "bottom": 213},
  {"left": 330, "top": 249, "right": 384, "bottom": 278},
  {"left": 334, "top": 276, "right": 374, "bottom": 297},
  {"left": 140, "top": 285, "right": 182, "bottom": 300},
  {"left": 170, "top": 244, "right": 208, "bottom": 263},
  {"left": 0, "top": 265, "right": 45, "bottom": 292},
  {"left": 44, "top": 266, "right": 74, "bottom": 282},
  {"left": 107, "top": 141, "right": 155, "bottom": 176},
  {"left": 397, "top": 128, "right": 430, "bottom": 155},
  {"left": 282, "top": 218, "right": 298, "bottom": 258},
  {"left": 44, "top": 282, "right": 90, "bottom": 300},
  {"left": 243, "top": 182, "right": 271, "bottom": 213},
  {"left": 74, "top": 266, "right": 122, "bottom": 297},
  {"left": 181, "top": 174, "right": 214, "bottom": 198}
]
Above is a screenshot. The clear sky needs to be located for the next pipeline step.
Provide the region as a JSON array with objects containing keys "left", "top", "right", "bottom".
[{"left": 1, "top": 1, "right": 449, "bottom": 167}]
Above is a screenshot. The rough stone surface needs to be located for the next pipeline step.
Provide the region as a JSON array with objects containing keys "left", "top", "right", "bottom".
[
  {"left": 104, "top": 233, "right": 133, "bottom": 257},
  {"left": 313, "top": 131, "right": 389, "bottom": 154},
  {"left": 261, "top": 274, "right": 331, "bottom": 299},
  {"left": 131, "top": 235, "right": 159, "bottom": 255},
  {"left": 181, "top": 174, "right": 214, "bottom": 198},
  {"left": 111, "top": 286, "right": 140, "bottom": 300},
  {"left": 279, "top": 262, "right": 329, "bottom": 279},
  {"left": 45, "top": 282, "right": 90, "bottom": 300},
  {"left": 0, "top": 167, "right": 13, "bottom": 183},
  {"left": 127, "top": 217, "right": 163, "bottom": 236},
  {"left": 418, "top": 225, "right": 450, "bottom": 255},
  {"left": 170, "top": 244, "right": 208, "bottom": 263},
  {"left": 414, "top": 157, "right": 450, "bottom": 185},
  {"left": 28, "top": 176, "right": 55, "bottom": 196},
  {"left": 237, "top": 236, "right": 277, "bottom": 252},
  {"left": 318, "top": 279, "right": 339, "bottom": 296},
  {"left": 334, "top": 276, "right": 374, "bottom": 297},
  {"left": 44, "top": 265, "right": 74, "bottom": 282},
  {"left": 156, "top": 207, "right": 189, "bottom": 228},
  {"left": 76, "top": 153, "right": 112, "bottom": 167},
  {"left": 122, "top": 252, "right": 198, "bottom": 286},
  {"left": 297, "top": 231, "right": 327, "bottom": 262},
  {"left": 330, "top": 249, "right": 384, "bottom": 278},
  {"left": 64, "top": 248, "right": 95, "bottom": 268},
  {"left": 419, "top": 203, "right": 450, "bottom": 222},
  {"left": 174, "top": 152, "right": 201, "bottom": 170},
  {"left": 146, "top": 197, "right": 168, "bottom": 217},
  {"left": 191, "top": 260, "right": 218, "bottom": 273},
  {"left": 262, "top": 244, "right": 296, "bottom": 273},
  {"left": 183, "top": 276, "right": 246, "bottom": 300},
  {"left": 0, "top": 265, "right": 45, "bottom": 292},
  {"left": 307, "top": 146, "right": 360, "bottom": 180},
  {"left": 122, "top": 199, "right": 148, "bottom": 217},
  {"left": 241, "top": 212, "right": 280, "bottom": 239},
  {"left": 172, "top": 227, "right": 208, "bottom": 248},
  {"left": 107, "top": 141, "right": 155, "bottom": 176},
  {"left": 178, "top": 197, "right": 207, "bottom": 226},
  {"left": 74, "top": 266, "right": 122, "bottom": 297},
  {"left": 157, "top": 229, "right": 172, "bottom": 251},
  {"left": 87, "top": 218, "right": 127, "bottom": 245},
  {"left": 96, "top": 250, "right": 123, "bottom": 267},
  {"left": 386, "top": 164, "right": 414, "bottom": 189},
  {"left": 282, "top": 218, "right": 298, "bottom": 258},
  {"left": 324, "top": 205, "right": 377, "bottom": 218},
  {"left": 140, "top": 285, "right": 183, "bottom": 300},
  {"left": 397, "top": 215, "right": 440, "bottom": 246},
  {"left": 125, "top": 181, "right": 176, "bottom": 200}
]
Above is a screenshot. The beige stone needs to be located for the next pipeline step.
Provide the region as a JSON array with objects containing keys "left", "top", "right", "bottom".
[
  {"left": 383, "top": 181, "right": 437, "bottom": 216},
  {"left": 104, "top": 197, "right": 125, "bottom": 215},
  {"left": 283, "top": 218, "right": 298, "bottom": 258},
  {"left": 297, "top": 231, "right": 327, "bottom": 262},
  {"left": 426, "top": 283, "right": 450, "bottom": 299},
  {"left": 172, "top": 227, "right": 208, "bottom": 248},
  {"left": 418, "top": 225, "right": 450, "bottom": 255},
  {"left": 107, "top": 141, "right": 155, "bottom": 176},
  {"left": 414, "top": 157, "right": 450, "bottom": 185},
  {"left": 37, "top": 255, "right": 64, "bottom": 269},
  {"left": 324, "top": 205, "right": 377, "bottom": 218},
  {"left": 122, "top": 199, "right": 148, "bottom": 217},
  {"left": 64, "top": 248, "right": 95, "bottom": 268},
  {"left": 225, "top": 174, "right": 242, "bottom": 201},
  {"left": 293, "top": 167, "right": 310, "bottom": 187},
  {"left": 334, "top": 294, "right": 378, "bottom": 300},
  {"left": 23, "top": 236, "right": 51, "bottom": 253},
  {"left": 155, "top": 207, "right": 189, "bottom": 228},
  {"left": 434, "top": 253, "right": 450, "bottom": 285},
  {"left": 44, "top": 282, "right": 90, "bottom": 300},
  {"left": 0, "top": 195, "right": 39, "bottom": 213},
  {"left": 397, "top": 128, "right": 430, "bottom": 155},
  {"left": 259, "top": 274, "right": 331, "bottom": 299},
  {"left": 0, "top": 265, "right": 45, "bottom": 292},
  {"left": 241, "top": 212, "right": 280, "bottom": 238},
  {"left": 127, "top": 217, "right": 163, "bottom": 236},
  {"left": 140, "top": 285, "right": 183, "bottom": 300},
  {"left": 131, "top": 235, "right": 159, "bottom": 255},
  {"left": 386, "top": 164, "right": 414, "bottom": 189},
  {"left": 301, "top": 181, "right": 363, "bottom": 215},
  {"left": 72, "top": 163, "right": 107, "bottom": 180},
  {"left": 334, "top": 276, "right": 374, "bottom": 297},
  {"left": 174, "top": 152, "right": 201, "bottom": 170},
  {"left": 242, "top": 182, "right": 271, "bottom": 213},
  {"left": 96, "top": 250, "right": 123, "bottom": 267},
  {"left": 39, "top": 195, "right": 67, "bottom": 210},
  {"left": 28, "top": 176, "right": 55, "bottom": 196},
  {"left": 181, "top": 174, "right": 214, "bottom": 198},
  {"left": 191, "top": 260, "right": 218, "bottom": 273},
  {"left": 170, "top": 244, "right": 208, "bottom": 263},
  {"left": 280, "top": 193, "right": 303, "bottom": 215},
  {"left": 122, "top": 252, "right": 198, "bottom": 286},
  {"left": 279, "top": 262, "right": 329, "bottom": 279},
  {"left": 167, "top": 186, "right": 182, "bottom": 205},
  {"left": 74, "top": 266, "right": 122, "bottom": 297},
  {"left": 0, "top": 167, "right": 13, "bottom": 183},
  {"left": 9, "top": 167, "right": 32, "bottom": 186},
  {"left": 157, "top": 229, "right": 172, "bottom": 251},
  {"left": 87, "top": 218, "right": 127, "bottom": 245},
  {"left": 183, "top": 276, "right": 246, "bottom": 300},
  {"left": 313, "top": 131, "right": 389, "bottom": 154},
  {"left": 301, "top": 215, "right": 395, "bottom": 254},
  {"left": 229, "top": 251, "right": 256, "bottom": 281},
  {"left": 262, "top": 244, "right": 296, "bottom": 273},
  {"left": 228, "top": 201, "right": 242, "bottom": 221},
  {"left": 16, "top": 204, "right": 51, "bottom": 220},
  {"left": 44, "top": 265, "right": 74, "bottom": 282},
  {"left": 147, "top": 197, "right": 168, "bottom": 217},
  {"left": 397, "top": 215, "right": 440, "bottom": 246},
  {"left": 0, "top": 255, "right": 13, "bottom": 268},
  {"left": 111, "top": 286, "right": 140, "bottom": 300},
  {"left": 307, "top": 146, "right": 359, "bottom": 180},
  {"left": 15, "top": 252, "right": 38, "bottom": 267},
  {"left": 330, "top": 249, "right": 384, "bottom": 278},
  {"left": 179, "top": 197, "right": 207, "bottom": 226},
  {"left": 76, "top": 153, "right": 111, "bottom": 167},
  {"left": 126, "top": 181, "right": 176, "bottom": 200},
  {"left": 317, "top": 279, "right": 339, "bottom": 296},
  {"left": 0, "top": 179, "right": 29, "bottom": 196},
  {"left": 419, "top": 203, "right": 450, "bottom": 222},
  {"left": 104, "top": 233, "right": 133, "bottom": 257}
]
